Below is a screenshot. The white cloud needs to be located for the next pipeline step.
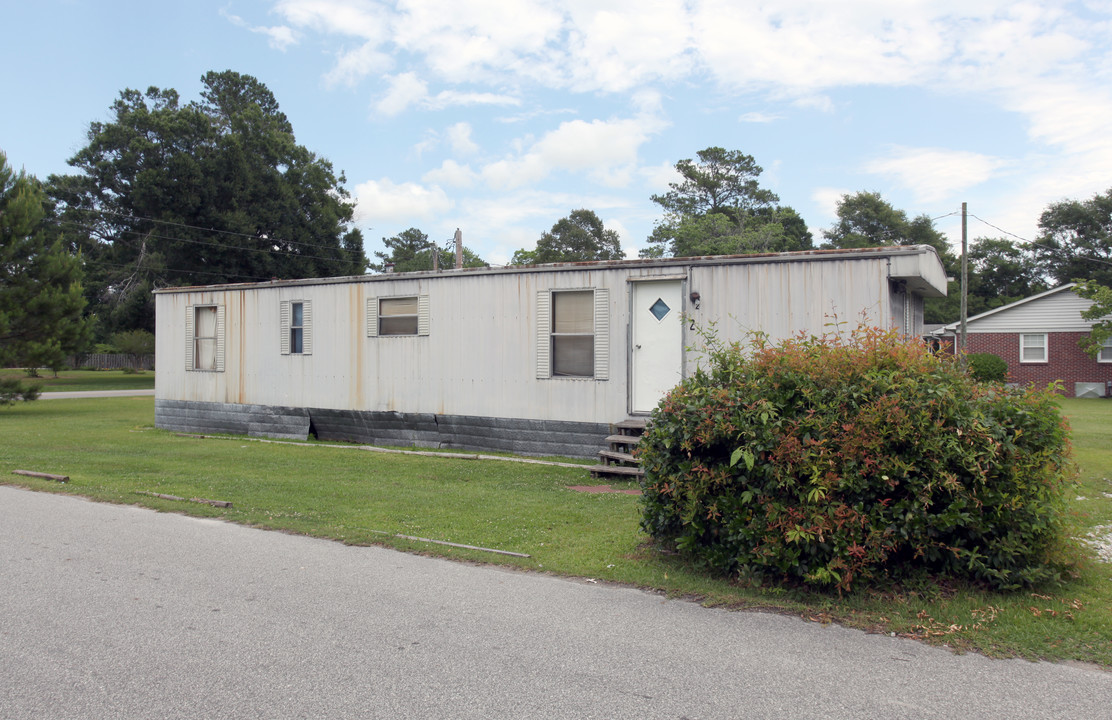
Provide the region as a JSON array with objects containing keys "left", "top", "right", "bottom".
[
  {"left": 273, "top": 0, "right": 387, "bottom": 38},
  {"left": 480, "top": 115, "right": 661, "bottom": 190},
  {"left": 374, "top": 72, "right": 429, "bottom": 116},
  {"left": 270, "top": 0, "right": 1109, "bottom": 115},
  {"left": 258, "top": 0, "right": 1112, "bottom": 261},
  {"left": 811, "top": 187, "right": 850, "bottom": 221},
  {"left": 690, "top": 2, "right": 941, "bottom": 93},
  {"left": 373, "top": 73, "right": 519, "bottom": 117},
  {"left": 353, "top": 178, "right": 452, "bottom": 224},
  {"left": 445, "top": 123, "right": 479, "bottom": 156},
  {"left": 864, "top": 147, "right": 1009, "bottom": 203},
  {"left": 425, "top": 91, "right": 520, "bottom": 111},
  {"left": 422, "top": 160, "right": 478, "bottom": 189},
  {"left": 640, "top": 161, "right": 680, "bottom": 195},
  {"left": 389, "top": 0, "right": 566, "bottom": 84},
  {"left": 325, "top": 41, "right": 393, "bottom": 87},
  {"left": 430, "top": 187, "right": 638, "bottom": 265},
  {"left": 559, "top": 0, "right": 696, "bottom": 91},
  {"left": 789, "top": 94, "right": 835, "bottom": 113},
  {"left": 221, "top": 8, "right": 297, "bottom": 51},
  {"left": 412, "top": 130, "right": 440, "bottom": 159},
  {"left": 739, "top": 112, "right": 781, "bottom": 123},
  {"left": 258, "top": 25, "right": 298, "bottom": 50}
]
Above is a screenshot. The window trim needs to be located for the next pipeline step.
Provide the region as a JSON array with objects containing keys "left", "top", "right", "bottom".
[
  {"left": 536, "top": 288, "right": 609, "bottom": 380},
  {"left": 1098, "top": 336, "right": 1112, "bottom": 363},
  {"left": 1019, "top": 333, "right": 1048, "bottom": 364},
  {"left": 280, "top": 300, "right": 312, "bottom": 355},
  {"left": 185, "top": 304, "right": 225, "bottom": 372},
  {"left": 367, "top": 295, "right": 430, "bottom": 337}
]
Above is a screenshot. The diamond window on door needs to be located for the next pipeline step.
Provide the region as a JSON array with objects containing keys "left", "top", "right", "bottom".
[{"left": 649, "top": 297, "right": 671, "bottom": 321}]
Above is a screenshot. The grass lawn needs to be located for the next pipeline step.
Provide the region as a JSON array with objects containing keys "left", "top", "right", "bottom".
[
  {"left": 2, "top": 395, "right": 1110, "bottom": 667},
  {"left": 1, "top": 368, "right": 155, "bottom": 392}
]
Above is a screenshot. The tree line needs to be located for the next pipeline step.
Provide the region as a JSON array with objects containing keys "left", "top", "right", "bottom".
[{"left": 3, "top": 70, "right": 1111, "bottom": 402}]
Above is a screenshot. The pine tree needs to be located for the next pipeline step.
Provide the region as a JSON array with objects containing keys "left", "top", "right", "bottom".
[{"left": 0, "top": 151, "right": 89, "bottom": 391}]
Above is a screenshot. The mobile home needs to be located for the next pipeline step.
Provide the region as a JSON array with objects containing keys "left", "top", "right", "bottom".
[{"left": 154, "top": 246, "right": 947, "bottom": 457}]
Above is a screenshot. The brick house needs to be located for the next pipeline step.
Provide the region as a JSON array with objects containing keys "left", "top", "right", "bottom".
[{"left": 934, "top": 284, "right": 1112, "bottom": 398}]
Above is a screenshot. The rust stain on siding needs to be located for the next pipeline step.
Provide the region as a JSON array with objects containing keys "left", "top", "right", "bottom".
[
  {"left": 350, "top": 285, "right": 364, "bottom": 407},
  {"left": 237, "top": 292, "right": 247, "bottom": 405}
]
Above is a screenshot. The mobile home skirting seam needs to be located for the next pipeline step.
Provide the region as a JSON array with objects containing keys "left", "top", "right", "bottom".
[{"left": 155, "top": 399, "right": 611, "bottom": 458}]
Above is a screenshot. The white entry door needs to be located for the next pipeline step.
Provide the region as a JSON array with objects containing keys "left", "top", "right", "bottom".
[{"left": 631, "top": 280, "right": 684, "bottom": 413}]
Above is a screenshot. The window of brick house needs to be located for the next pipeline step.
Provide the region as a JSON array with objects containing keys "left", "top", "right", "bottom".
[{"left": 1020, "top": 333, "right": 1048, "bottom": 363}]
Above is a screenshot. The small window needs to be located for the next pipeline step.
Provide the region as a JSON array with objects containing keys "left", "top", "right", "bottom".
[
  {"left": 367, "top": 295, "right": 430, "bottom": 337},
  {"left": 1099, "top": 336, "right": 1112, "bottom": 363},
  {"left": 552, "top": 291, "right": 594, "bottom": 377},
  {"left": 1020, "top": 333, "right": 1048, "bottom": 363},
  {"left": 380, "top": 297, "right": 419, "bottom": 336},
  {"left": 194, "top": 306, "right": 218, "bottom": 370},
  {"left": 291, "top": 302, "right": 304, "bottom": 353},
  {"left": 535, "top": 289, "right": 608, "bottom": 380},
  {"left": 280, "top": 300, "right": 311, "bottom": 355},
  {"left": 186, "top": 304, "right": 224, "bottom": 372}
]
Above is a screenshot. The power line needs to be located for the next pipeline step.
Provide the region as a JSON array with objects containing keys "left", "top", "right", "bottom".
[
  {"left": 48, "top": 218, "right": 361, "bottom": 267},
  {"left": 78, "top": 257, "right": 276, "bottom": 283},
  {"left": 52, "top": 205, "right": 363, "bottom": 256},
  {"left": 968, "top": 213, "right": 1112, "bottom": 269},
  {"left": 967, "top": 214, "right": 1031, "bottom": 244}
]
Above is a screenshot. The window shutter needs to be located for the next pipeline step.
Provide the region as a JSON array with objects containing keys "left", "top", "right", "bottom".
[
  {"left": 417, "top": 295, "right": 430, "bottom": 336},
  {"left": 536, "top": 290, "right": 551, "bottom": 378},
  {"left": 185, "top": 305, "right": 195, "bottom": 371},
  {"left": 215, "top": 305, "right": 226, "bottom": 372},
  {"left": 280, "top": 300, "right": 291, "bottom": 355},
  {"left": 366, "top": 298, "right": 378, "bottom": 337},
  {"left": 594, "top": 288, "right": 609, "bottom": 380},
  {"left": 302, "top": 300, "right": 312, "bottom": 355}
]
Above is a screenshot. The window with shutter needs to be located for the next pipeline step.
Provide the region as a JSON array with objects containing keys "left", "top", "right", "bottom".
[
  {"left": 281, "top": 300, "right": 311, "bottom": 355},
  {"left": 537, "top": 289, "right": 608, "bottom": 379},
  {"left": 368, "top": 295, "right": 429, "bottom": 337}
]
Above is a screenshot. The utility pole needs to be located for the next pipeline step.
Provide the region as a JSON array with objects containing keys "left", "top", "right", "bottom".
[
  {"left": 960, "top": 201, "right": 968, "bottom": 359},
  {"left": 454, "top": 228, "right": 463, "bottom": 270}
]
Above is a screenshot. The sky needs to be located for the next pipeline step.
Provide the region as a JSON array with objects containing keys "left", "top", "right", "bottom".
[{"left": 3, "top": 0, "right": 1111, "bottom": 266}]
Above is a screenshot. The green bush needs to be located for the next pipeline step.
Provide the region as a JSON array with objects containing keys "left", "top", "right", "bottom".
[
  {"left": 967, "top": 352, "right": 1008, "bottom": 383},
  {"left": 638, "top": 325, "right": 1074, "bottom": 593}
]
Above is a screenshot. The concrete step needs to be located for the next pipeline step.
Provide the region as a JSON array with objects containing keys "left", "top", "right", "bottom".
[{"left": 605, "top": 434, "right": 641, "bottom": 447}]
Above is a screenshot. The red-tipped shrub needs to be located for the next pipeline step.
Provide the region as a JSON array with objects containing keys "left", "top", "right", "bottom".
[{"left": 638, "top": 324, "right": 1074, "bottom": 592}]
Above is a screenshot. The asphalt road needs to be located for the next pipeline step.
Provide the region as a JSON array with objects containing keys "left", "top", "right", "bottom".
[{"left": 1, "top": 485, "right": 1109, "bottom": 720}]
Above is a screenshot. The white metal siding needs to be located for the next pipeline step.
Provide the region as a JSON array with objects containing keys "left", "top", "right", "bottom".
[
  {"left": 687, "top": 258, "right": 888, "bottom": 341},
  {"left": 155, "top": 251, "right": 943, "bottom": 425}
]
